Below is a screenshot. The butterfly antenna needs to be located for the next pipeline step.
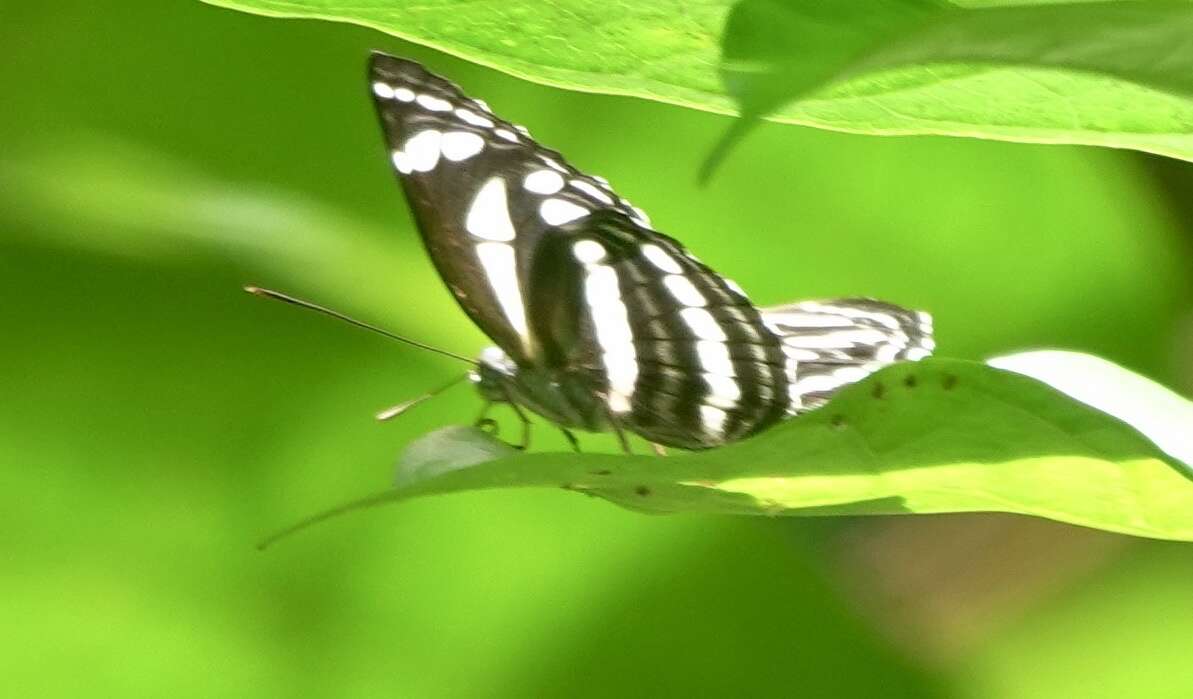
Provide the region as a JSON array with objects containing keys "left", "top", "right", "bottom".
[
  {"left": 244, "top": 285, "right": 476, "bottom": 365},
  {"left": 375, "top": 373, "right": 471, "bottom": 421}
]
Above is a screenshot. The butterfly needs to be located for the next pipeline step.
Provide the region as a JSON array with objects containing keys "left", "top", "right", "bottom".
[{"left": 368, "top": 51, "right": 934, "bottom": 452}]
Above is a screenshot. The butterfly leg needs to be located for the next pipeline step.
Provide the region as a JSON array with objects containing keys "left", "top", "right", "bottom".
[
  {"left": 475, "top": 401, "right": 532, "bottom": 450},
  {"left": 474, "top": 404, "right": 512, "bottom": 446},
  {"left": 612, "top": 424, "right": 632, "bottom": 454},
  {"left": 603, "top": 409, "right": 632, "bottom": 454},
  {"left": 476, "top": 417, "right": 500, "bottom": 436},
  {"left": 492, "top": 384, "right": 532, "bottom": 451},
  {"left": 475, "top": 402, "right": 498, "bottom": 435},
  {"left": 505, "top": 401, "right": 532, "bottom": 450},
  {"left": 559, "top": 427, "right": 581, "bottom": 453}
]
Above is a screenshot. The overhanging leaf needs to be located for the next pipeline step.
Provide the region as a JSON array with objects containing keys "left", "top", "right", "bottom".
[
  {"left": 707, "top": 0, "right": 1193, "bottom": 177},
  {"left": 200, "top": 0, "right": 1193, "bottom": 164},
  {"left": 263, "top": 355, "right": 1193, "bottom": 546}
]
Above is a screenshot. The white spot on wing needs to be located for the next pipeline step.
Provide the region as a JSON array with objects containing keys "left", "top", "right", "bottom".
[
  {"left": 523, "top": 169, "right": 565, "bottom": 195},
  {"left": 641, "top": 244, "right": 683, "bottom": 274},
  {"left": 390, "top": 150, "right": 413, "bottom": 174},
  {"left": 680, "top": 307, "right": 728, "bottom": 341},
  {"left": 695, "top": 340, "right": 734, "bottom": 376},
  {"left": 455, "top": 108, "right": 494, "bottom": 128},
  {"left": 372, "top": 81, "right": 394, "bottom": 99},
  {"left": 475, "top": 241, "right": 529, "bottom": 342},
  {"left": 786, "top": 385, "right": 804, "bottom": 413},
  {"left": 793, "top": 367, "right": 871, "bottom": 398},
  {"left": 416, "top": 93, "right": 453, "bottom": 112},
  {"left": 783, "top": 329, "right": 890, "bottom": 349},
  {"left": 782, "top": 346, "right": 821, "bottom": 362},
  {"left": 403, "top": 130, "right": 442, "bottom": 172},
  {"left": 700, "top": 405, "right": 728, "bottom": 435},
  {"left": 703, "top": 373, "right": 741, "bottom": 409},
  {"left": 441, "top": 131, "right": 485, "bottom": 161},
  {"left": 572, "top": 239, "right": 606, "bottom": 263},
  {"left": 394, "top": 87, "right": 416, "bottom": 102},
  {"left": 570, "top": 179, "right": 614, "bottom": 205},
  {"left": 466, "top": 177, "right": 516, "bottom": 242},
  {"left": 798, "top": 301, "right": 900, "bottom": 330},
  {"left": 793, "top": 374, "right": 848, "bottom": 396},
  {"left": 835, "top": 366, "right": 870, "bottom": 383},
  {"left": 663, "top": 275, "right": 706, "bottom": 307},
  {"left": 494, "top": 128, "right": 518, "bottom": 142},
  {"left": 875, "top": 344, "right": 900, "bottom": 363},
  {"left": 724, "top": 278, "right": 749, "bottom": 299},
  {"left": 763, "top": 312, "right": 855, "bottom": 330},
  {"left": 582, "top": 264, "right": 637, "bottom": 413},
  {"left": 540, "top": 198, "right": 589, "bottom": 226}
]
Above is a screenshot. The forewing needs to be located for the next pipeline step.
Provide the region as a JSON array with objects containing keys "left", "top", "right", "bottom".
[
  {"left": 762, "top": 298, "right": 935, "bottom": 409},
  {"left": 369, "top": 53, "right": 649, "bottom": 363}
]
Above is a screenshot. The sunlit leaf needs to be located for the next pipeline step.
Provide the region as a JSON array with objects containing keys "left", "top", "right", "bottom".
[
  {"left": 267, "top": 356, "right": 1193, "bottom": 545},
  {"left": 990, "top": 350, "right": 1193, "bottom": 471}
]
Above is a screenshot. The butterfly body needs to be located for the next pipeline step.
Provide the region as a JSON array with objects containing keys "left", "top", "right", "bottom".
[
  {"left": 369, "top": 52, "right": 934, "bottom": 450},
  {"left": 473, "top": 346, "right": 611, "bottom": 434}
]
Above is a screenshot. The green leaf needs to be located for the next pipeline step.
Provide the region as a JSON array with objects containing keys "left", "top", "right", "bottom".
[
  {"left": 265, "top": 355, "right": 1193, "bottom": 546},
  {"left": 707, "top": 0, "right": 1193, "bottom": 176},
  {"left": 200, "top": 0, "right": 1193, "bottom": 163}
]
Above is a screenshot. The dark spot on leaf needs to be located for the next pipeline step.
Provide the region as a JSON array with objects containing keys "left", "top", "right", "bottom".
[
  {"left": 591, "top": 469, "right": 612, "bottom": 476},
  {"left": 903, "top": 374, "right": 918, "bottom": 389},
  {"left": 561, "top": 483, "right": 574, "bottom": 491},
  {"left": 635, "top": 485, "right": 651, "bottom": 497},
  {"left": 871, "top": 382, "right": 885, "bottom": 399},
  {"left": 830, "top": 414, "right": 847, "bottom": 430},
  {"left": 942, "top": 374, "right": 958, "bottom": 390}
]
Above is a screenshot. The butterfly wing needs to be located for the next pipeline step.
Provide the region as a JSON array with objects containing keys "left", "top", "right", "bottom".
[
  {"left": 762, "top": 298, "right": 935, "bottom": 409},
  {"left": 369, "top": 53, "right": 649, "bottom": 364},
  {"left": 530, "top": 210, "right": 793, "bottom": 449}
]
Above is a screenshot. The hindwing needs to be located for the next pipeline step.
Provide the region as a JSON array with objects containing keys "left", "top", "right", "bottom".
[{"left": 534, "top": 211, "right": 792, "bottom": 449}]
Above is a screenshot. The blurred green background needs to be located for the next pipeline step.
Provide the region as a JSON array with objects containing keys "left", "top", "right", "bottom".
[{"left": 3, "top": 1, "right": 1193, "bottom": 696}]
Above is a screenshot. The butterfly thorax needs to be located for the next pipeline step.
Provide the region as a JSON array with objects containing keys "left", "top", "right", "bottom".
[{"left": 472, "top": 346, "right": 610, "bottom": 432}]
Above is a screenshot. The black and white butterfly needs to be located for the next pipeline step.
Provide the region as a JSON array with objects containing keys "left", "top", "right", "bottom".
[{"left": 368, "top": 52, "right": 934, "bottom": 451}]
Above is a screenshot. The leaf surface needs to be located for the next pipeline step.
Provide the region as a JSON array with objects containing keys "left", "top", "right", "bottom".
[
  {"left": 270, "top": 356, "right": 1193, "bottom": 545},
  {"left": 201, "top": 0, "right": 1193, "bottom": 163}
]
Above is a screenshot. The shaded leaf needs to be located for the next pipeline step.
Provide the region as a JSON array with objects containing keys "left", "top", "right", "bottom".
[{"left": 0, "top": 136, "right": 469, "bottom": 348}]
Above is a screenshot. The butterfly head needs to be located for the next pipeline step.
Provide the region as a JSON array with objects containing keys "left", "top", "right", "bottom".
[
  {"left": 471, "top": 346, "right": 518, "bottom": 403},
  {"left": 470, "top": 344, "right": 613, "bottom": 434}
]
